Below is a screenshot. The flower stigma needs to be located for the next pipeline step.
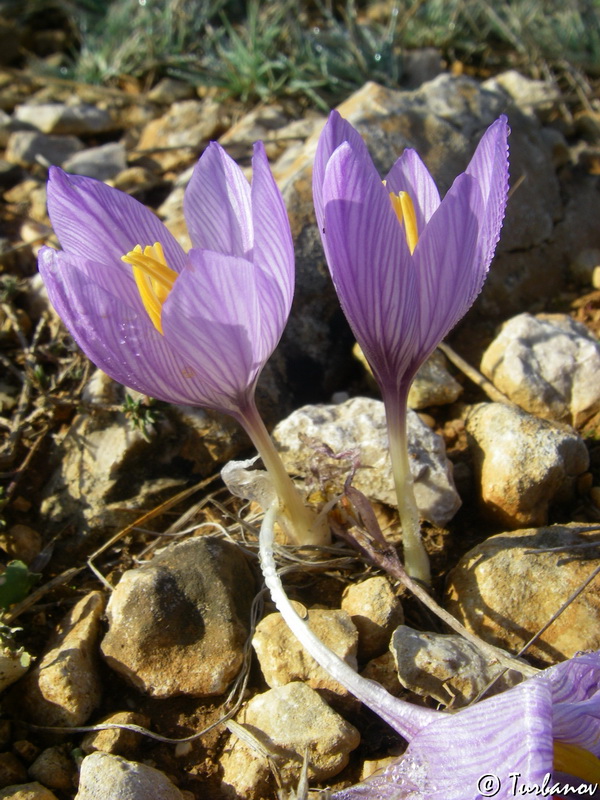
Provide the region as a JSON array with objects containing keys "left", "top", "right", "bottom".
[
  {"left": 389, "top": 190, "right": 419, "bottom": 254},
  {"left": 121, "top": 242, "right": 178, "bottom": 334},
  {"left": 553, "top": 740, "right": 600, "bottom": 787}
]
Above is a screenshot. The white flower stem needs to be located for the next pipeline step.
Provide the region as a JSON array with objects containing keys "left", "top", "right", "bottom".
[
  {"left": 239, "top": 399, "right": 330, "bottom": 547},
  {"left": 384, "top": 391, "right": 431, "bottom": 585},
  {"left": 259, "top": 503, "right": 436, "bottom": 740}
]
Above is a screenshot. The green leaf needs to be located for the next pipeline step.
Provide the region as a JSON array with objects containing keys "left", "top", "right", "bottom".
[{"left": 0, "top": 561, "right": 40, "bottom": 609}]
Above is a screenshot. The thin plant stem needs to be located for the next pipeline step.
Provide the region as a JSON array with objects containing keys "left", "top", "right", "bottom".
[
  {"left": 384, "top": 389, "right": 431, "bottom": 584},
  {"left": 238, "top": 398, "right": 329, "bottom": 547},
  {"left": 259, "top": 503, "right": 437, "bottom": 739}
]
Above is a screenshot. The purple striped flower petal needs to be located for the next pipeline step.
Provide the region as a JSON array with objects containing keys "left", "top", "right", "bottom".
[
  {"left": 332, "top": 652, "right": 600, "bottom": 800},
  {"left": 184, "top": 141, "right": 253, "bottom": 258},
  {"left": 314, "top": 112, "right": 510, "bottom": 397},
  {"left": 40, "top": 140, "right": 294, "bottom": 416},
  {"left": 250, "top": 142, "right": 295, "bottom": 343},
  {"left": 321, "top": 141, "right": 417, "bottom": 388},
  {"left": 47, "top": 167, "right": 188, "bottom": 288},
  {"left": 384, "top": 148, "right": 441, "bottom": 229},
  {"left": 38, "top": 248, "right": 225, "bottom": 407}
]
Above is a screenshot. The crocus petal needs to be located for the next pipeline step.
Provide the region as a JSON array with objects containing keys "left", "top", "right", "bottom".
[
  {"left": 333, "top": 674, "right": 552, "bottom": 800},
  {"left": 313, "top": 109, "right": 372, "bottom": 230},
  {"left": 551, "top": 652, "right": 600, "bottom": 756},
  {"left": 322, "top": 141, "right": 417, "bottom": 386},
  {"left": 250, "top": 142, "right": 295, "bottom": 344},
  {"left": 161, "top": 250, "right": 263, "bottom": 411},
  {"left": 465, "top": 115, "right": 510, "bottom": 271},
  {"left": 384, "top": 148, "right": 441, "bottom": 229},
  {"left": 39, "top": 248, "right": 224, "bottom": 407},
  {"left": 46, "top": 167, "right": 187, "bottom": 290},
  {"left": 411, "top": 172, "right": 482, "bottom": 359},
  {"left": 184, "top": 142, "right": 253, "bottom": 258}
]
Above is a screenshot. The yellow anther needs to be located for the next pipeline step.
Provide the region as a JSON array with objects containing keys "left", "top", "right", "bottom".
[
  {"left": 554, "top": 740, "right": 600, "bottom": 786},
  {"left": 388, "top": 190, "right": 419, "bottom": 255},
  {"left": 121, "top": 242, "right": 177, "bottom": 334}
]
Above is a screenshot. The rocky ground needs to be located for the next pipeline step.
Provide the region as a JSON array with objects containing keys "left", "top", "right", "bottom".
[{"left": 1, "top": 45, "right": 600, "bottom": 800}]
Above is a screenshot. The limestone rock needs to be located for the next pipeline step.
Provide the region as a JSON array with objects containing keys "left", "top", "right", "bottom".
[
  {"left": 137, "top": 99, "right": 222, "bottom": 170},
  {"left": 390, "top": 625, "right": 522, "bottom": 708},
  {"left": 252, "top": 605, "right": 358, "bottom": 697},
  {"left": 0, "top": 784, "right": 59, "bottom": 800},
  {"left": 482, "top": 71, "right": 560, "bottom": 119},
  {"left": 5, "top": 131, "right": 84, "bottom": 167},
  {"left": 74, "top": 752, "right": 184, "bottom": 800},
  {"left": 221, "top": 682, "right": 360, "bottom": 798},
  {"left": 40, "top": 412, "right": 187, "bottom": 535},
  {"left": 480, "top": 313, "right": 600, "bottom": 427},
  {"left": 62, "top": 142, "right": 127, "bottom": 181},
  {"left": 273, "top": 396, "right": 461, "bottom": 527},
  {"left": 101, "top": 537, "right": 255, "bottom": 697},
  {"left": 13, "top": 103, "right": 113, "bottom": 136},
  {"left": 341, "top": 577, "right": 404, "bottom": 661},
  {"left": 465, "top": 402, "right": 589, "bottom": 527},
  {"left": 17, "top": 592, "right": 104, "bottom": 726},
  {"left": 27, "top": 748, "right": 73, "bottom": 791},
  {"left": 0, "top": 753, "right": 27, "bottom": 788},
  {"left": 81, "top": 711, "right": 150, "bottom": 757},
  {"left": 446, "top": 523, "right": 600, "bottom": 664}
]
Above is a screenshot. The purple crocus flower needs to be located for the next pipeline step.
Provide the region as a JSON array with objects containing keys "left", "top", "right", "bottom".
[
  {"left": 39, "top": 143, "right": 327, "bottom": 545},
  {"left": 313, "top": 112, "right": 510, "bottom": 583},
  {"left": 259, "top": 505, "right": 600, "bottom": 800}
]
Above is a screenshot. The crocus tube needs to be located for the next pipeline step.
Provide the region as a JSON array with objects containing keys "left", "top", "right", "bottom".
[
  {"left": 259, "top": 504, "right": 600, "bottom": 800},
  {"left": 39, "top": 143, "right": 328, "bottom": 546},
  {"left": 313, "top": 112, "right": 510, "bottom": 583}
]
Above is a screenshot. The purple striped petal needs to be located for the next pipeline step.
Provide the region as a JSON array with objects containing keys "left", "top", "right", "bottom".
[
  {"left": 184, "top": 141, "right": 253, "bottom": 258},
  {"left": 250, "top": 142, "right": 295, "bottom": 345},
  {"left": 550, "top": 652, "right": 600, "bottom": 756},
  {"left": 39, "top": 248, "right": 229, "bottom": 408},
  {"left": 46, "top": 168, "right": 187, "bottom": 295},
  {"left": 313, "top": 110, "right": 372, "bottom": 231},
  {"left": 412, "top": 172, "right": 482, "bottom": 357},
  {"left": 161, "top": 250, "right": 264, "bottom": 411},
  {"left": 465, "top": 116, "right": 510, "bottom": 271},
  {"left": 322, "top": 141, "right": 417, "bottom": 387},
  {"left": 384, "top": 148, "right": 441, "bottom": 230}
]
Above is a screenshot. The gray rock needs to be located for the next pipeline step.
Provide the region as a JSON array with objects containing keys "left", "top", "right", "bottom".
[
  {"left": 481, "top": 313, "right": 600, "bottom": 426},
  {"left": 147, "top": 78, "right": 197, "bottom": 104},
  {"left": 482, "top": 70, "right": 560, "bottom": 119},
  {"left": 252, "top": 604, "right": 358, "bottom": 697},
  {"left": 465, "top": 402, "right": 589, "bottom": 527},
  {"left": 75, "top": 752, "right": 184, "bottom": 800},
  {"left": 101, "top": 537, "right": 255, "bottom": 697},
  {"left": 13, "top": 103, "right": 113, "bottom": 136},
  {"left": 390, "top": 625, "right": 522, "bottom": 708},
  {"left": 16, "top": 592, "right": 104, "bottom": 726},
  {"left": 5, "top": 131, "right": 84, "bottom": 167},
  {"left": 221, "top": 682, "right": 360, "bottom": 798},
  {"left": 62, "top": 142, "right": 127, "bottom": 181},
  {"left": 446, "top": 523, "right": 600, "bottom": 664},
  {"left": 272, "top": 397, "right": 461, "bottom": 527},
  {"left": 341, "top": 577, "right": 404, "bottom": 661}
]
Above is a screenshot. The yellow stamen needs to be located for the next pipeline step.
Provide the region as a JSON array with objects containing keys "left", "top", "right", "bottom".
[
  {"left": 554, "top": 740, "right": 600, "bottom": 786},
  {"left": 388, "top": 190, "right": 419, "bottom": 255},
  {"left": 121, "top": 242, "right": 177, "bottom": 334}
]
